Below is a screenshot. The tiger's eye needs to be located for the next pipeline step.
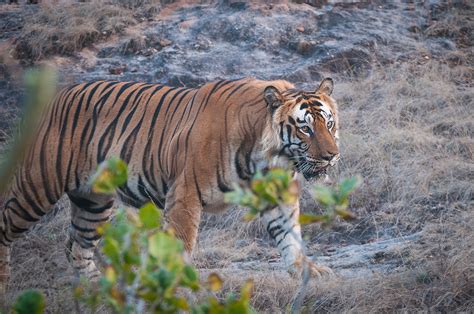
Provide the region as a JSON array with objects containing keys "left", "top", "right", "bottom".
[
  {"left": 300, "top": 126, "right": 312, "bottom": 135},
  {"left": 327, "top": 121, "right": 334, "bottom": 129}
]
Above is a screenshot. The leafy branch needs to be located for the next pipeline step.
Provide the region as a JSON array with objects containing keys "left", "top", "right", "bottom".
[
  {"left": 74, "top": 157, "right": 256, "bottom": 314},
  {"left": 225, "top": 168, "right": 361, "bottom": 226}
]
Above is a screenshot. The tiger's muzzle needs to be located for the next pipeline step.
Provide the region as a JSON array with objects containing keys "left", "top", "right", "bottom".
[{"left": 297, "top": 153, "right": 340, "bottom": 180}]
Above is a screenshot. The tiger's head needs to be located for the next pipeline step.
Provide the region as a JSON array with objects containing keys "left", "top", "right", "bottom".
[{"left": 263, "top": 78, "right": 340, "bottom": 180}]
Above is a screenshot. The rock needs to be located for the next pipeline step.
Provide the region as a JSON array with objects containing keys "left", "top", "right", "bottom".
[
  {"left": 109, "top": 65, "right": 127, "bottom": 75},
  {"left": 142, "top": 48, "right": 158, "bottom": 57},
  {"left": 159, "top": 38, "right": 172, "bottom": 47},
  {"left": 321, "top": 48, "right": 372, "bottom": 76},
  {"left": 297, "top": 26, "right": 305, "bottom": 33},
  {"left": 296, "top": 40, "right": 316, "bottom": 56},
  {"left": 121, "top": 36, "right": 147, "bottom": 55},
  {"left": 407, "top": 25, "right": 421, "bottom": 33},
  {"left": 194, "top": 38, "right": 212, "bottom": 51},
  {"left": 97, "top": 47, "right": 115, "bottom": 58}
]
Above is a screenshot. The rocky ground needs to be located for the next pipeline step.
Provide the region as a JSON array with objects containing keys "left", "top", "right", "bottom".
[{"left": 0, "top": 0, "right": 473, "bottom": 312}]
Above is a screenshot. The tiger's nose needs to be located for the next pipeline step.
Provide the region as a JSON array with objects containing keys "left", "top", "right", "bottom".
[{"left": 321, "top": 152, "right": 337, "bottom": 161}]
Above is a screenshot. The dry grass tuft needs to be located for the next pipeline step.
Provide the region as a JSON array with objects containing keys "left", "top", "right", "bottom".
[
  {"left": 329, "top": 61, "right": 473, "bottom": 233},
  {"left": 13, "top": 2, "right": 137, "bottom": 60}
]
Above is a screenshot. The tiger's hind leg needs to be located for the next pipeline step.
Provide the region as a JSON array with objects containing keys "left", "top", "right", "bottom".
[
  {"left": 66, "top": 191, "right": 114, "bottom": 282},
  {"left": 0, "top": 193, "right": 61, "bottom": 297}
]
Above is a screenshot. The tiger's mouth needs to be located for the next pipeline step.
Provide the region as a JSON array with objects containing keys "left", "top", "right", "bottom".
[
  {"left": 302, "top": 165, "right": 328, "bottom": 180},
  {"left": 295, "top": 161, "right": 330, "bottom": 180}
]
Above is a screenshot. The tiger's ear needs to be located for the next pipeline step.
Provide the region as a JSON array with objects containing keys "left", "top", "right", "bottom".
[
  {"left": 264, "top": 86, "right": 283, "bottom": 112},
  {"left": 316, "top": 78, "right": 334, "bottom": 96}
]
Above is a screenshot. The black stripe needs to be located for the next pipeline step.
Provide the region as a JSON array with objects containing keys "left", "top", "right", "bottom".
[
  {"left": 68, "top": 194, "right": 97, "bottom": 208},
  {"left": 77, "top": 215, "right": 111, "bottom": 223},
  {"left": 71, "top": 222, "right": 97, "bottom": 233},
  {"left": 266, "top": 214, "right": 284, "bottom": 227},
  {"left": 53, "top": 86, "right": 84, "bottom": 196},
  {"left": 5, "top": 199, "right": 39, "bottom": 223},
  {"left": 82, "top": 201, "right": 114, "bottom": 214},
  {"left": 5, "top": 213, "right": 29, "bottom": 234},
  {"left": 276, "top": 224, "right": 298, "bottom": 246},
  {"left": 223, "top": 82, "right": 247, "bottom": 102},
  {"left": 272, "top": 228, "right": 286, "bottom": 240},
  {"left": 143, "top": 87, "right": 177, "bottom": 185},
  {"left": 83, "top": 81, "right": 105, "bottom": 111},
  {"left": 80, "top": 234, "right": 102, "bottom": 243},
  {"left": 193, "top": 168, "right": 205, "bottom": 207},
  {"left": 136, "top": 176, "right": 156, "bottom": 206},
  {"left": 96, "top": 84, "right": 145, "bottom": 163},
  {"left": 118, "top": 183, "right": 145, "bottom": 208},
  {"left": 198, "top": 80, "right": 227, "bottom": 113}
]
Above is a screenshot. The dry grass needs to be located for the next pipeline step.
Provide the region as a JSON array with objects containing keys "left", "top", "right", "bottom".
[
  {"left": 12, "top": 0, "right": 215, "bottom": 61},
  {"left": 332, "top": 61, "right": 472, "bottom": 230},
  {"left": 13, "top": 1, "right": 137, "bottom": 60}
]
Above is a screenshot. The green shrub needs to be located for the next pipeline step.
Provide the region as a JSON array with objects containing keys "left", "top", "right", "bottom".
[
  {"left": 225, "top": 168, "right": 361, "bottom": 226},
  {"left": 11, "top": 290, "right": 45, "bottom": 314},
  {"left": 74, "top": 157, "right": 255, "bottom": 313}
]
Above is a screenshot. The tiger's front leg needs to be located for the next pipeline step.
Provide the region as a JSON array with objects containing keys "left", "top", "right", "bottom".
[
  {"left": 262, "top": 200, "right": 333, "bottom": 278},
  {"left": 164, "top": 180, "right": 203, "bottom": 260}
]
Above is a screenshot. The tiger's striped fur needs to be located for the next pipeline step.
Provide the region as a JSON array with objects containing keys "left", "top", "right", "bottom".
[{"left": 0, "top": 77, "right": 339, "bottom": 292}]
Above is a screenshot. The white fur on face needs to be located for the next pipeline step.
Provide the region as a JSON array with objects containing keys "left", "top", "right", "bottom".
[
  {"left": 294, "top": 105, "right": 314, "bottom": 125},
  {"left": 319, "top": 103, "right": 334, "bottom": 125},
  {"left": 293, "top": 102, "right": 334, "bottom": 128}
]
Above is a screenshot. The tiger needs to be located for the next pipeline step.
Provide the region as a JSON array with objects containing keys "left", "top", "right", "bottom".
[{"left": 0, "top": 77, "right": 340, "bottom": 294}]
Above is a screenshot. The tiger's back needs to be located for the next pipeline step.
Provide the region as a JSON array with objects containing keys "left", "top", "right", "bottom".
[{"left": 26, "top": 81, "right": 193, "bottom": 208}]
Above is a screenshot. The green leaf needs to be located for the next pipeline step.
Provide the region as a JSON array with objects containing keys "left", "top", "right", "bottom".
[
  {"left": 314, "top": 185, "right": 336, "bottom": 207},
  {"left": 299, "top": 213, "right": 326, "bottom": 225},
  {"left": 13, "top": 290, "right": 45, "bottom": 314},
  {"left": 228, "top": 301, "right": 249, "bottom": 313},
  {"left": 90, "top": 157, "right": 128, "bottom": 194},
  {"left": 240, "top": 279, "right": 253, "bottom": 300},
  {"left": 157, "top": 269, "right": 175, "bottom": 290},
  {"left": 173, "top": 297, "right": 190, "bottom": 310},
  {"left": 334, "top": 208, "right": 356, "bottom": 220},
  {"left": 338, "top": 176, "right": 362, "bottom": 199},
  {"left": 148, "top": 233, "right": 183, "bottom": 260},
  {"left": 243, "top": 208, "right": 258, "bottom": 222},
  {"left": 207, "top": 273, "right": 223, "bottom": 292},
  {"left": 139, "top": 203, "right": 161, "bottom": 230},
  {"left": 183, "top": 265, "right": 198, "bottom": 282},
  {"left": 102, "top": 238, "right": 121, "bottom": 265}
]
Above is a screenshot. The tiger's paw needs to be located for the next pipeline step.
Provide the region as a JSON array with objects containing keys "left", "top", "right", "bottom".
[
  {"left": 288, "top": 256, "right": 334, "bottom": 279},
  {"left": 306, "top": 260, "right": 334, "bottom": 279}
]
